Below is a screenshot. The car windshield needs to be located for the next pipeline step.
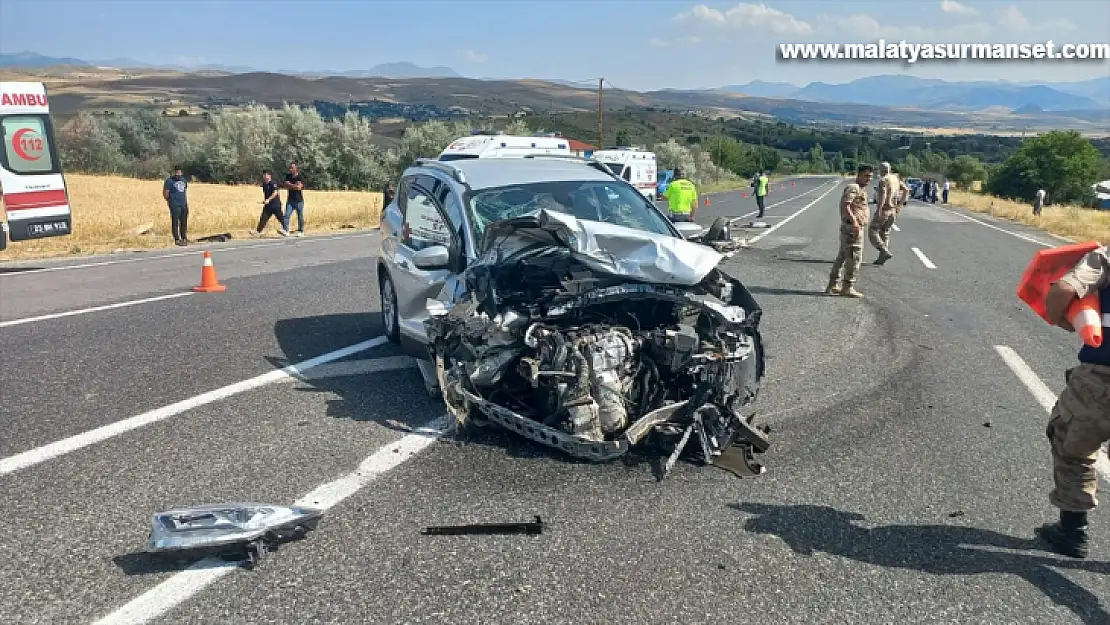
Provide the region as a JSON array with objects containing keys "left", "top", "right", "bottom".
[{"left": 468, "top": 179, "right": 675, "bottom": 239}]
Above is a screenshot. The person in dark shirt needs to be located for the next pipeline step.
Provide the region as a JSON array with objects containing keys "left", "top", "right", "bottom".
[
  {"left": 162, "top": 167, "right": 190, "bottom": 246},
  {"left": 252, "top": 170, "right": 289, "bottom": 237},
  {"left": 282, "top": 162, "right": 307, "bottom": 236}
]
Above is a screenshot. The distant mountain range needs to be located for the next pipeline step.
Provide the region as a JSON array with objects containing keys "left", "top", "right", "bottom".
[
  {"left": 0, "top": 51, "right": 462, "bottom": 79},
  {"left": 3, "top": 51, "right": 1107, "bottom": 119},
  {"left": 721, "top": 75, "right": 1110, "bottom": 112}
]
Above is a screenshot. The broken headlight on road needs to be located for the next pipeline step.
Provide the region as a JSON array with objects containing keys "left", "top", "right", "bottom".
[
  {"left": 147, "top": 503, "right": 323, "bottom": 567},
  {"left": 425, "top": 209, "right": 769, "bottom": 479}
]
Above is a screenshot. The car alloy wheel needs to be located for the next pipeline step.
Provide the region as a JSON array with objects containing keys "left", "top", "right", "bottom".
[{"left": 381, "top": 274, "right": 399, "bottom": 343}]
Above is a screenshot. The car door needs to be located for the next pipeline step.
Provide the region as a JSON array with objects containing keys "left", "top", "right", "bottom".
[{"left": 391, "top": 174, "right": 458, "bottom": 355}]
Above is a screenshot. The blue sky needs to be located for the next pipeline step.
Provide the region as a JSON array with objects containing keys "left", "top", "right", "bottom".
[{"left": 1, "top": 0, "right": 1108, "bottom": 90}]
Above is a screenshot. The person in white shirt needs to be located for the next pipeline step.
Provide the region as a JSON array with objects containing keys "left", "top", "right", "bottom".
[
  {"left": 1035, "top": 189, "right": 1047, "bottom": 216},
  {"left": 942, "top": 179, "right": 950, "bottom": 204}
]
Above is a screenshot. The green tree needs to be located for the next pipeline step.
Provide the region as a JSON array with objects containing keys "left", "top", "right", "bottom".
[
  {"left": 987, "top": 130, "right": 1102, "bottom": 204},
  {"left": 809, "top": 143, "right": 826, "bottom": 173},
  {"left": 945, "top": 155, "right": 987, "bottom": 189},
  {"left": 615, "top": 129, "right": 632, "bottom": 147}
]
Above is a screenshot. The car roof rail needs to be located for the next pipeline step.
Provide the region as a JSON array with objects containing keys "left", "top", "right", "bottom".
[
  {"left": 521, "top": 153, "right": 588, "bottom": 161},
  {"left": 413, "top": 158, "right": 467, "bottom": 184}
]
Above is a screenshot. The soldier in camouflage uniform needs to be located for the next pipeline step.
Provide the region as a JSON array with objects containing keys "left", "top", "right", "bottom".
[
  {"left": 869, "top": 161, "right": 906, "bottom": 266},
  {"left": 826, "top": 164, "right": 874, "bottom": 298},
  {"left": 1037, "top": 243, "right": 1110, "bottom": 558}
]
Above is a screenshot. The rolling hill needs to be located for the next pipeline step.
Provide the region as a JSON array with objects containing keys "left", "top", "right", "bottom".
[{"left": 3, "top": 62, "right": 1107, "bottom": 135}]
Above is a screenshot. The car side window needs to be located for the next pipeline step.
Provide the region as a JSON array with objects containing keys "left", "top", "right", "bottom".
[
  {"left": 402, "top": 182, "right": 450, "bottom": 252},
  {"left": 622, "top": 167, "right": 631, "bottom": 182}
]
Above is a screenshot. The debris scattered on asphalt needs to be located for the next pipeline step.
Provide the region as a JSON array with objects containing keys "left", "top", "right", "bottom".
[
  {"left": 196, "top": 233, "right": 233, "bottom": 242},
  {"left": 948, "top": 510, "right": 966, "bottom": 518},
  {"left": 146, "top": 503, "right": 323, "bottom": 568},
  {"left": 983, "top": 421, "right": 992, "bottom": 428},
  {"left": 421, "top": 515, "right": 545, "bottom": 536}
]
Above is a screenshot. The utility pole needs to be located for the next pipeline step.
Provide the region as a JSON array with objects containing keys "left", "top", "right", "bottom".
[{"left": 597, "top": 77, "right": 604, "bottom": 149}]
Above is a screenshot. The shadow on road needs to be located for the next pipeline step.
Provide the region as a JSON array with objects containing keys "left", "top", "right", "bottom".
[
  {"left": 0, "top": 267, "right": 42, "bottom": 274},
  {"left": 270, "top": 312, "right": 441, "bottom": 435},
  {"left": 731, "top": 502, "right": 1110, "bottom": 625},
  {"left": 747, "top": 285, "right": 831, "bottom": 297}
]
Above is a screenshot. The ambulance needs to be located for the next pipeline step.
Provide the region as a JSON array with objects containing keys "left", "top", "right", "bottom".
[
  {"left": 591, "top": 147, "right": 658, "bottom": 200},
  {"left": 0, "top": 81, "right": 72, "bottom": 251},
  {"left": 438, "top": 133, "right": 571, "bottom": 161}
]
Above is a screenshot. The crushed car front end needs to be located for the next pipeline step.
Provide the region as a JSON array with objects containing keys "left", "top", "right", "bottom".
[{"left": 424, "top": 209, "right": 769, "bottom": 479}]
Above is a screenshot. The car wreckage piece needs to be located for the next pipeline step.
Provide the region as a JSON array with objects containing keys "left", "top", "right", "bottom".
[
  {"left": 147, "top": 503, "right": 323, "bottom": 568},
  {"left": 425, "top": 209, "right": 769, "bottom": 479}
]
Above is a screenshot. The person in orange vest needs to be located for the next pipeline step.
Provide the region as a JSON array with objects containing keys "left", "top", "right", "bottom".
[{"left": 1038, "top": 243, "right": 1110, "bottom": 558}]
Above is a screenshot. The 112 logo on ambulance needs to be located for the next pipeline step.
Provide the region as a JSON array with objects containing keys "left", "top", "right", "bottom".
[{"left": 0, "top": 81, "right": 72, "bottom": 249}]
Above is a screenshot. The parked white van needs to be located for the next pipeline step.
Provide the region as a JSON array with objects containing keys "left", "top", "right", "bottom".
[
  {"left": 438, "top": 133, "right": 571, "bottom": 161},
  {"left": 591, "top": 148, "right": 658, "bottom": 200}
]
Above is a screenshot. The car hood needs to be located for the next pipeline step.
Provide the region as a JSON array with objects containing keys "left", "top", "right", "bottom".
[{"left": 475, "top": 209, "right": 723, "bottom": 286}]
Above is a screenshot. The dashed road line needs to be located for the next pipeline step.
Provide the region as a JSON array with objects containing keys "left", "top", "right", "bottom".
[
  {"left": 912, "top": 247, "right": 937, "bottom": 269},
  {"left": 91, "top": 415, "right": 451, "bottom": 625},
  {"left": 993, "top": 345, "right": 1110, "bottom": 482},
  {"left": 0, "top": 336, "right": 390, "bottom": 476},
  {"left": 0, "top": 292, "right": 195, "bottom": 328}
]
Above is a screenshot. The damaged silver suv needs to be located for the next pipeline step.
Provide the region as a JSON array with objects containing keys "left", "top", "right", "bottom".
[{"left": 378, "top": 156, "right": 769, "bottom": 478}]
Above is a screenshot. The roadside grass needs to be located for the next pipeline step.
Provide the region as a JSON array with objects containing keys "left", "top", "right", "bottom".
[
  {"left": 1, "top": 174, "right": 384, "bottom": 261},
  {"left": 947, "top": 189, "right": 1109, "bottom": 243}
]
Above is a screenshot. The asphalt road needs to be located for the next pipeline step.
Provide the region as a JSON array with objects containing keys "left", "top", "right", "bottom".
[{"left": 2, "top": 175, "right": 1108, "bottom": 624}]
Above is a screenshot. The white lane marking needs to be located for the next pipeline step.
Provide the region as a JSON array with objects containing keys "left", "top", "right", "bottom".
[
  {"left": 747, "top": 180, "right": 842, "bottom": 244},
  {"left": 0, "top": 292, "right": 195, "bottom": 328},
  {"left": 993, "top": 345, "right": 1110, "bottom": 482},
  {"left": 0, "top": 232, "right": 377, "bottom": 277},
  {"left": 724, "top": 180, "right": 833, "bottom": 224},
  {"left": 912, "top": 247, "right": 937, "bottom": 269},
  {"left": 930, "top": 204, "right": 1054, "bottom": 248},
  {"left": 287, "top": 356, "right": 415, "bottom": 382},
  {"left": 92, "top": 415, "right": 451, "bottom": 625},
  {"left": 0, "top": 336, "right": 389, "bottom": 476},
  {"left": 892, "top": 224, "right": 901, "bottom": 232}
]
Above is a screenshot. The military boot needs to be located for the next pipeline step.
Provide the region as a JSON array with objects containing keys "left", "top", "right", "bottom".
[
  {"left": 874, "top": 251, "right": 893, "bottom": 265},
  {"left": 840, "top": 285, "right": 863, "bottom": 298},
  {"left": 1036, "top": 511, "right": 1090, "bottom": 559},
  {"left": 824, "top": 278, "right": 840, "bottom": 295}
]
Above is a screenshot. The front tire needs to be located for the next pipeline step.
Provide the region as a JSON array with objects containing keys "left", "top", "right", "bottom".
[{"left": 380, "top": 271, "right": 400, "bottom": 344}]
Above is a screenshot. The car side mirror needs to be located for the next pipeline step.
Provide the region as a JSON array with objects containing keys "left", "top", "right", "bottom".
[{"left": 412, "top": 245, "right": 450, "bottom": 270}]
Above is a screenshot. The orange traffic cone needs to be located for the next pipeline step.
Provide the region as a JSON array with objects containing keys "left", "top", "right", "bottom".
[
  {"left": 193, "top": 250, "right": 227, "bottom": 293},
  {"left": 704, "top": 196, "right": 711, "bottom": 206},
  {"left": 1068, "top": 293, "right": 1103, "bottom": 348},
  {"left": 742, "top": 191, "right": 748, "bottom": 198},
  {"left": 792, "top": 181, "right": 796, "bottom": 187}
]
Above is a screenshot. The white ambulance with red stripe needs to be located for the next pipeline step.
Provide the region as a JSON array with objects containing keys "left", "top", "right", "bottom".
[{"left": 0, "top": 81, "right": 72, "bottom": 251}]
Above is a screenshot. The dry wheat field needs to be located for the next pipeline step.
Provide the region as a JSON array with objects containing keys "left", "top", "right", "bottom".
[
  {"left": 1, "top": 174, "right": 384, "bottom": 260},
  {"left": 947, "top": 190, "right": 1108, "bottom": 243}
]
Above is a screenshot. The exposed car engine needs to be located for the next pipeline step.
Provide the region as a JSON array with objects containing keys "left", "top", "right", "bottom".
[{"left": 424, "top": 210, "right": 769, "bottom": 479}]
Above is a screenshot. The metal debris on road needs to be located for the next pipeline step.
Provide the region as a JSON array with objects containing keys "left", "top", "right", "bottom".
[
  {"left": 146, "top": 503, "right": 323, "bottom": 568},
  {"left": 421, "top": 515, "right": 545, "bottom": 536}
]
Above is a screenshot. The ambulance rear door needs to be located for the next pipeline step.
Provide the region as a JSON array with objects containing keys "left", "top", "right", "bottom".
[{"left": 0, "top": 81, "right": 72, "bottom": 246}]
